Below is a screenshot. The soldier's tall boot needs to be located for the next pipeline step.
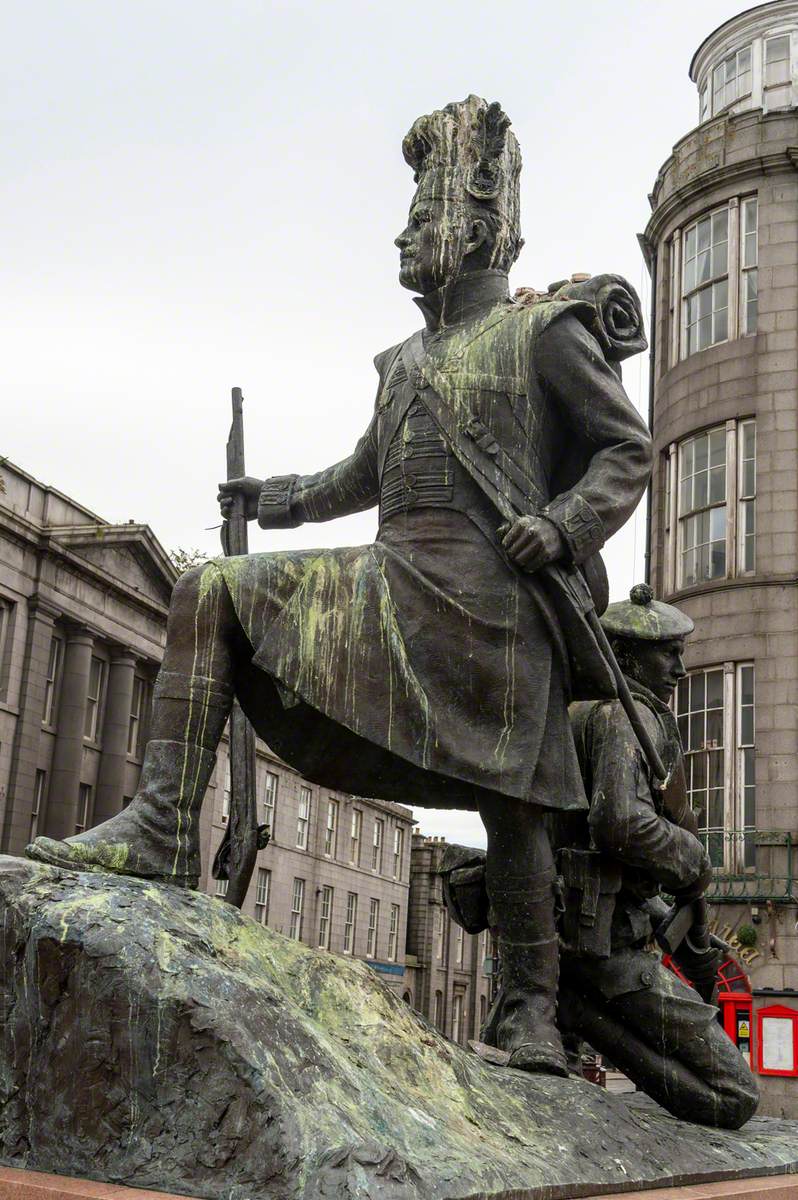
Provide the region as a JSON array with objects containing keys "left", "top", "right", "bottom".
[
  {"left": 489, "top": 867, "right": 568, "bottom": 1077},
  {"left": 27, "top": 671, "right": 231, "bottom": 887}
]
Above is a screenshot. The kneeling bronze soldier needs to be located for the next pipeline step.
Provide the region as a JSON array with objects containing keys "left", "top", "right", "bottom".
[{"left": 442, "top": 584, "right": 758, "bottom": 1129}]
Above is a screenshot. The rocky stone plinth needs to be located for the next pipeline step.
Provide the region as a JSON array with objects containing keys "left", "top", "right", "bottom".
[{"left": 0, "top": 855, "right": 797, "bottom": 1200}]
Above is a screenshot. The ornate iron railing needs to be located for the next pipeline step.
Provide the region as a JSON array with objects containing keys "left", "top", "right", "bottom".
[{"left": 701, "top": 830, "right": 796, "bottom": 904}]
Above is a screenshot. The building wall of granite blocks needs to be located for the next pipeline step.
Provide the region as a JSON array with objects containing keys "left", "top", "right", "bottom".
[
  {"left": 406, "top": 833, "right": 494, "bottom": 1045},
  {"left": 644, "top": 1, "right": 798, "bottom": 1116}
]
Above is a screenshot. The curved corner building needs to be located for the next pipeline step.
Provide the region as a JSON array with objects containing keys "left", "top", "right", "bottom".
[{"left": 642, "top": 1, "right": 798, "bottom": 1114}]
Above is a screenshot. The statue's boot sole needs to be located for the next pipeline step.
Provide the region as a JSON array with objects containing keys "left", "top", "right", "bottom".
[
  {"left": 507, "top": 1043, "right": 569, "bottom": 1078},
  {"left": 25, "top": 838, "right": 197, "bottom": 889}
]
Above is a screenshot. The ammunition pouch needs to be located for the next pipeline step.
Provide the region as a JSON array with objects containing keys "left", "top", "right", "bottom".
[
  {"left": 558, "top": 847, "right": 622, "bottom": 959},
  {"left": 440, "top": 848, "right": 489, "bottom": 935}
]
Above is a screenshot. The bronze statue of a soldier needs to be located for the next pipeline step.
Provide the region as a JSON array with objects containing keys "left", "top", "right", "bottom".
[
  {"left": 442, "top": 584, "right": 759, "bottom": 1126},
  {"left": 28, "top": 96, "right": 652, "bottom": 1077},
  {"left": 553, "top": 584, "right": 759, "bottom": 1126}
]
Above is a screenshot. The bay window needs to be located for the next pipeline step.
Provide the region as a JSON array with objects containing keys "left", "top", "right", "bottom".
[
  {"left": 740, "top": 197, "right": 758, "bottom": 336},
  {"left": 712, "top": 45, "right": 753, "bottom": 113},
  {"left": 675, "top": 663, "right": 755, "bottom": 871},
  {"left": 679, "top": 427, "right": 728, "bottom": 586},
  {"left": 664, "top": 418, "right": 756, "bottom": 592},
  {"left": 667, "top": 196, "right": 758, "bottom": 366},
  {"left": 683, "top": 208, "right": 729, "bottom": 355},
  {"left": 765, "top": 34, "right": 791, "bottom": 86},
  {"left": 697, "top": 32, "right": 796, "bottom": 124}
]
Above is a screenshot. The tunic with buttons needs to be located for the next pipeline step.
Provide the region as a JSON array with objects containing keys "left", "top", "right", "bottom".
[{"left": 215, "top": 273, "right": 652, "bottom": 811}]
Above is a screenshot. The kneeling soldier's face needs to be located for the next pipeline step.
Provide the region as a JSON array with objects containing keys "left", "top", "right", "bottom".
[{"left": 618, "top": 636, "right": 687, "bottom": 703}]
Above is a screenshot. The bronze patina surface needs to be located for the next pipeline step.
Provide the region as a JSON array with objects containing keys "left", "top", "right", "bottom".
[{"left": 27, "top": 97, "right": 651, "bottom": 1078}]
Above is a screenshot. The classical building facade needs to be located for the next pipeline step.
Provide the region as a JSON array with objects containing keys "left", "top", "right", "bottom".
[
  {"left": 405, "top": 834, "right": 494, "bottom": 1045},
  {"left": 642, "top": 0, "right": 798, "bottom": 1115},
  {"left": 0, "top": 458, "right": 172, "bottom": 853},
  {"left": 0, "top": 457, "right": 414, "bottom": 994}
]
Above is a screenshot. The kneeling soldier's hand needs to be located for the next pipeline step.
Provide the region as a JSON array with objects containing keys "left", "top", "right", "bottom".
[
  {"left": 673, "top": 853, "right": 714, "bottom": 904},
  {"left": 499, "top": 515, "right": 564, "bottom": 572}
]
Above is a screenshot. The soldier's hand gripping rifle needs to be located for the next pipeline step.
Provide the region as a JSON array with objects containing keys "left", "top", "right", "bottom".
[{"left": 212, "top": 387, "right": 269, "bottom": 908}]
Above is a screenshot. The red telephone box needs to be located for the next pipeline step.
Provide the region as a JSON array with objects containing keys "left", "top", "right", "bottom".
[{"left": 716, "top": 958, "right": 753, "bottom": 1063}]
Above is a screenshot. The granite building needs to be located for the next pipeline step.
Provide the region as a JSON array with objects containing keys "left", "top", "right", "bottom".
[
  {"left": 404, "top": 834, "right": 494, "bottom": 1045},
  {"left": 642, "top": 0, "right": 798, "bottom": 1115},
  {"left": 0, "top": 456, "right": 414, "bottom": 994}
]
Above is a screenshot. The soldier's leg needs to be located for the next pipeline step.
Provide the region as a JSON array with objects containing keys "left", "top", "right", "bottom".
[
  {"left": 559, "top": 952, "right": 758, "bottom": 1129},
  {"left": 27, "top": 562, "right": 240, "bottom": 885},
  {"left": 478, "top": 794, "right": 567, "bottom": 1077}
]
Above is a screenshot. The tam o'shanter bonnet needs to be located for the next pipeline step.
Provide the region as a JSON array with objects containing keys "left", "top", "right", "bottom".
[{"left": 601, "top": 583, "right": 695, "bottom": 643}]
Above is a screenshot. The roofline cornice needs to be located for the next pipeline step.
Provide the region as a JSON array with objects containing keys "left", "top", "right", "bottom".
[
  {"left": 644, "top": 146, "right": 798, "bottom": 244},
  {"left": 0, "top": 510, "right": 172, "bottom": 622}
]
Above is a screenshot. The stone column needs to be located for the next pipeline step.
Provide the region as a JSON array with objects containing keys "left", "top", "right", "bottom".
[
  {"left": 93, "top": 650, "right": 137, "bottom": 825},
  {"left": 45, "top": 626, "right": 94, "bottom": 840},
  {"left": 1, "top": 598, "right": 60, "bottom": 855}
]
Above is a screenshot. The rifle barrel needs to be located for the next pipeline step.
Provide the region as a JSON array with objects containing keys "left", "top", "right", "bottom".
[{"left": 222, "top": 387, "right": 258, "bottom": 909}]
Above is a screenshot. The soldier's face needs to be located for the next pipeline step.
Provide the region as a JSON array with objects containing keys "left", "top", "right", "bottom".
[
  {"left": 395, "top": 197, "right": 466, "bottom": 295},
  {"left": 626, "top": 637, "right": 687, "bottom": 703}
]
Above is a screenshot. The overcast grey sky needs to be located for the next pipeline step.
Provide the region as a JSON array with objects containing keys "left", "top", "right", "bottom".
[{"left": 3, "top": 0, "right": 747, "bottom": 845}]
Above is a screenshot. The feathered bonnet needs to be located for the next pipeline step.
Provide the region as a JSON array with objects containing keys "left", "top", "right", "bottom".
[{"left": 402, "top": 95, "right": 523, "bottom": 273}]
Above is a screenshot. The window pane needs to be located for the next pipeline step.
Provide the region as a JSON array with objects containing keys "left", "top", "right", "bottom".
[
  {"left": 692, "top": 751, "right": 707, "bottom": 791},
  {"left": 708, "top": 748, "right": 724, "bottom": 789},
  {"left": 689, "top": 712, "right": 704, "bottom": 750},
  {"left": 711, "top": 211, "right": 728, "bottom": 272},
  {"left": 708, "top": 788, "right": 724, "bottom": 828},
  {"left": 706, "top": 707, "right": 724, "bottom": 746},
  {"left": 765, "top": 35, "right": 790, "bottom": 85},
  {"left": 744, "top": 197, "right": 757, "bottom": 233},
  {"left": 740, "top": 664, "right": 754, "bottom": 708},
  {"left": 706, "top": 669, "right": 724, "bottom": 708},
  {"left": 766, "top": 34, "right": 790, "bottom": 62},
  {"left": 743, "top": 269, "right": 757, "bottom": 335},
  {"left": 713, "top": 63, "right": 725, "bottom": 108},
  {"left": 698, "top": 316, "right": 712, "bottom": 351},
  {"left": 697, "top": 247, "right": 711, "bottom": 285},
  {"left": 700, "top": 84, "right": 709, "bottom": 121},
  {"left": 709, "top": 504, "right": 726, "bottom": 542},
  {"left": 684, "top": 224, "right": 696, "bottom": 259},
  {"left": 697, "top": 216, "right": 711, "bottom": 252},
  {"left": 713, "top": 278, "right": 728, "bottom": 342},
  {"left": 683, "top": 255, "right": 696, "bottom": 295},
  {"left": 709, "top": 465, "right": 725, "bottom": 505},
  {"left": 691, "top": 671, "right": 705, "bottom": 713},
  {"left": 709, "top": 427, "right": 726, "bottom": 467}
]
